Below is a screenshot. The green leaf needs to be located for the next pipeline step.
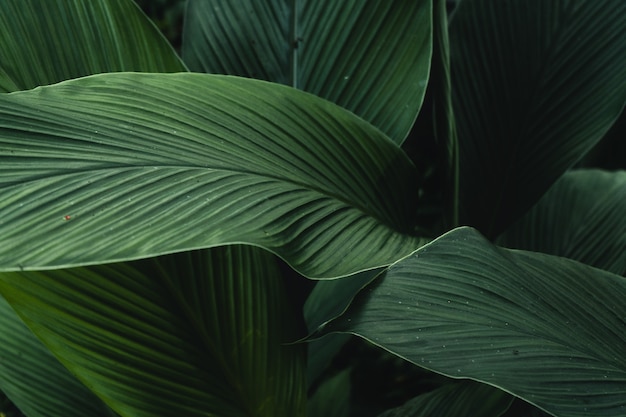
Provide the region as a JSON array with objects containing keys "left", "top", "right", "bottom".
[
  {"left": 0, "top": 295, "right": 116, "bottom": 417},
  {"left": 0, "top": 72, "right": 426, "bottom": 277},
  {"left": 450, "top": 0, "right": 626, "bottom": 237},
  {"left": 319, "top": 227, "right": 626, "bottom": 417},
  {"left": 0, "top": 246, "right": 306, "bottom": 417},
  {"left": 377, "top": 381, "right": 512, "bottom": 417},
  {"left": 497, "top": 169, "right": 626, "bottom": 275},
  {"left": 430, "top": 0, "right": 458, "bottom": 229},
  {"left": 0, "top": 0, "right": 186, "bottom": 92},
  {"left": 304, "top": 270, "right": 378, "bottom": 384},
  {"left": 182, "top": 0, "right": 432, "bottom": 144},
  {"left": 307, "top": 369, "right": 351, "bottom": 417}
]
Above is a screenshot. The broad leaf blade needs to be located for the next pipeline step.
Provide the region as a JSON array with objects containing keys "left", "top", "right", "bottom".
[
  {"left": 450, "top": 0, "right": 626, "bottom": 237},
  {"left": 0, "top": 246, "right": 306, "bottom": 417},
  {"left": 0, "top": 0, "right": 186, "bottom": 92},
  {"left": 0, "top": 295, "right": 115, "bottom": 417},
  {"left": 0, "top": 72, "right": 424, "bottom": 277},
  {"left": 320, "top": 227, "right": 626, "bottom": 417},
  {"left": 377, "top": 381, "right": 512, "bottom": 417},
  {"left": 182, "top": 0, "right": 432, "bottom": 144},
  {"left": 497, "top": 169, "right": 626, "bottom": 275}
]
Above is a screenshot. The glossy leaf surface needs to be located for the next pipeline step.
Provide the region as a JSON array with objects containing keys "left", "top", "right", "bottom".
[
  {"left": 320, "top": 227, "right": 626, "bottom": 417},
  {"left": 0, "top": 72, "right": 426, "bottom": 277}
]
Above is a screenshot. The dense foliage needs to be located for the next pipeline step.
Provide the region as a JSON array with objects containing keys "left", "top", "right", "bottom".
[{"left": 0, "top": 1, "right": 624, "bottom": 416}]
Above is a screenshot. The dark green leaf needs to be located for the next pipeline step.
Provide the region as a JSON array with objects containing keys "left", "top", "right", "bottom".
[
  {"left": 0, "top": 295, "right": 115, "bottom": 417},
  {"left": 451, "top": 0, "right": 626, "bottom": 237},
  {"left": 497, "top": 169, "right": 626, "bottom": 275},
  {"left": 307, "top": 369, "right": 351, "bottom": 417},
  {"left": 0, "top": 246, "right": 306, "bottom": 417},
  {"left": 182, "top": 0, "right": 433, "bottom": 144},
  {"left": 377, "top": 381, "right": 512, "bottom": 417},
  {"left": 321, "top": 227, "right": 626, "bottom": 417},
  {"left": 0, "top": 0, "right": 186, "bottom": 92}
]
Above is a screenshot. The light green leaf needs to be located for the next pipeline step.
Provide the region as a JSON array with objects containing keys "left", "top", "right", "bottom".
[
  {"left": 0, "top": 0, "right": 186, "bottom": 92},
  {"left": 182, "top": 0, "right": 432, "bottom": 144},
  {"left": 0, "top": 72, "right": 426, "bottom": 277},
  {"left": 497, "top": 169, "right": 626, "bottom": 275},
  {"left": 0, "top": 295, "right": 116, "bottom": 417},
  {"left": 377, "top": 381, "right": 512, "bottom": 417},
  {"left": 319, "top": 227, "right": 626, "bottom": 417},
  {"left": 0, "top": 246, "right": 306, "bottom": 417},
  {"left": 450, "top": 0, "right": 626, "bottom": 237}
]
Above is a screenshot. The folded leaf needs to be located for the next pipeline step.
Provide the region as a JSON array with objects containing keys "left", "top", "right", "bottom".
[
  {"left": 0, "top": 72, "right": 426, "bottom": 277},
  {"left": 451, "top": 0, "right": 626, "bottom": 237},
  {"left": 0, "top": 246, "right": 306, "bottom": 417},
  {"left": 0, "top": 0, "right": 186, "bottom": 92},
  {"left": 182, "top": 0, "right": 432, "bottom": 144},
  {"left": 0, "top": 295, "right": 115, "bottom": 417},
  {"left": 319, "top": 227, "right": 626, "bottom": 417}
]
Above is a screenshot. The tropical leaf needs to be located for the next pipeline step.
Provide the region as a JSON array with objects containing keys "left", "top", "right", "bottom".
[
  {"left": 307, "top": 369, "right": 351, "bottom": 417},
  {"left": 0, "top": 0, "right": 186, "bottom": 92},
  {"left": 497, "top": 169, "right": 626, "bottom": 275},
  {"left": 0, "top": 295, "right": 116, "bottom": 417},
  {"left": 429, "top": 0, "right": 458, "bottom": 229},
  {"left": 182, "top": 0, "right": 432, "bottom": 144},
  {"left": 318, "top": 227, "right": 626, "bottom": 417},
  {"left": 0, "top": 246, "right": 306, "bottom": 417},
  {"left": 377, "top": 381, "right": 512, "bottom": 417},
  {"left": 450, "top": 0, "right": 626, "bottom": 237},
  {"left": 0, "top": 72, "right": 426, "bottom": 277},
  {"left": 304, "top": 270, "right": 378, "bottom": 385}
]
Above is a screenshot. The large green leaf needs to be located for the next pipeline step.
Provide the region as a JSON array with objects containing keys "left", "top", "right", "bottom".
[
  {"left": 450, "top": 0, "right": 626, "bottom": 237},
  {"left": 0, "top": 295, "right": 116, "bottom": 417},
  {"left": 0, "top": 246, "right": 306, "bottom": 417},
  {"left": 377, "top": 381, "right": 512, "bottom": 417},
  {"left": 0, "top": 0, "right": 186, "bottom": 92},
  {"left": 0, "top": 72, "right": 426, "bottom": 277},
  {"left": 318, "top": 227, "right": 626, "bottom": 417},
  {"left": 182, "top": 0, "right": 432, "bottom": 144},
  {"left": 497, "top": 169, "right": 626, "bottom": 275}
]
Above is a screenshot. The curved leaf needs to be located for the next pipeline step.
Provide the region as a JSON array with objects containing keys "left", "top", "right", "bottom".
[
  {"left": 450, "top": 0, "right": 626, "bottom": 237},
  {"left": 182, "top": 0, "right": 432, "bottom": 144},
  {"left": 377, "top": 381, "right": 512, "bottom": 417},
  {"left": 497, "top": 169, "right": 626, "bottom": 275},
  {"left": 0, "top": 295, "right": 115, "bottom": 417},
  {"left": 0, "top": 72, "right": 426, "bottom": 277},
  {"left": 0, "top": 0, "right": 186, "bottom": 92},
  {"left": 320, "top": 227, "right": 626, "bottom": 417},
  {"left": 0, "top": 246, "right": 306, "bottom": 417}
]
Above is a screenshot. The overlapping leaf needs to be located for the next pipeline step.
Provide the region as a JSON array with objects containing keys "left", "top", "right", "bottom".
[
  {"left": 319, "top": 227, "right": 626, "bottom": 417},
  {"left": 0, "top": 246, "right": 306, "bottom": 417},
  {"left": 0, "top": 295, "right": 116, "bottom": 417},
  {"left": 377, "top": 381, "right": 512, "bottom": 417},
  {"left": 0, "top": 0, "right": 186, "bottom": 92},
  {"left": 182, "top": 0, "right": 432, "bottom": 144},
  {"left": 450, "top": 0, "right": 626, "bottom": 237},
  {"left": 497, "top": 169, "right": 626, "bottom": 275},
  {"left": 0, "top": 72, "right": 425, "bottom": 277}
]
